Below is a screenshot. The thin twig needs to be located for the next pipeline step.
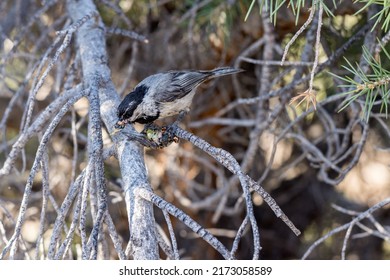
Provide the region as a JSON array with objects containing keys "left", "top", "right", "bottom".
[
  {"left": 1, "top": 90, "right": 88, "bottom": 259},
  {"left": 162, "top": 210, "right": 180, "bottom": 260},
  {"left": 302, "top": 197, "right": 390, "bottom": 259},
  {"left": 135, "top": 187, "right": 233, "bottom": 260},
  {"left": 281, "top": 1, "right": 317, "bottom": 64}
]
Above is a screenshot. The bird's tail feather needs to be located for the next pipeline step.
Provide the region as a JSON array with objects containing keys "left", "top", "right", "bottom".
[{"left": 208, "top": 67, "right": 244, "bottom": 77}]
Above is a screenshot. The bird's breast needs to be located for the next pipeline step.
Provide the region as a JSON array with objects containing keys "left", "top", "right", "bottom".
[{"left": 158, "top": 91, "right": 195, "bottom": 118}]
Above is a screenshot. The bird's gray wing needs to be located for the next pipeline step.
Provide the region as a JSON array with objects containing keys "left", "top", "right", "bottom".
[{"left": 157, "top": 71, "right": 212, "bottom": 103}]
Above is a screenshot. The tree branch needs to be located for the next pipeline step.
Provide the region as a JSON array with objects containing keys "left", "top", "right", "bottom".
[{"left": 65, "top": 0, "right": 158, "bottom": 259}]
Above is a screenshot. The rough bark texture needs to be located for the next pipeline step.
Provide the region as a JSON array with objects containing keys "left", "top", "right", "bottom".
[{"left": 66, "top": 0, "right": 158, "bottom": 260}]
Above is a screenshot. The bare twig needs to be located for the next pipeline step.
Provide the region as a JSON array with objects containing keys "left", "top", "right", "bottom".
[
  {"left": 1, "top": 89, "right": 88, "bottom": 259},
  {"left": 162, "top": 210, "right": 180, "bottom": 260},
  {"left": 106, "top": 27, "right": 148, "bottom": 43},
  {"left": 302, "top": 197, "right": 390, "bottom": 259},
  {"left": 135, "top": 188, "right": 233, "bottom": 260}
]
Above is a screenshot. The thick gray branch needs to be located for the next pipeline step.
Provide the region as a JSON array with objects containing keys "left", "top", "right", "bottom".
[{"left": 65, "top": 0, "right": 158, "bottom": 260}]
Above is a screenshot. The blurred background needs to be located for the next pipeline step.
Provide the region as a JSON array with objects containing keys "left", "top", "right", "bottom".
[{"left": 1, "top": 0, "right": 390, "bottom": 259}]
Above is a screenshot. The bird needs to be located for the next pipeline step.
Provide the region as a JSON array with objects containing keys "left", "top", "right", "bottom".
[{"left": 114, "top": 67, "right": 243, "bottom": 131}]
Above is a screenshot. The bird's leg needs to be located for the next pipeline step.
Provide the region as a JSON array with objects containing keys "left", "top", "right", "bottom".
[
  {"left": 154, "top": 110, "right": 187, "bottom": 147},
  {"left": 174, "top": 109, "right": 189, "bottom": 125},
  {"left": 160, "top": 125, "right": 179, "bottom": 147},
  {"left": 139, "top": 110, "right": 187, "bottom": 148},
  {"left": 141, "top": 123, "right": 178, "bottom": 149},
  {"left": 129, "top": 110, "right": 188, "bottom": 149}
]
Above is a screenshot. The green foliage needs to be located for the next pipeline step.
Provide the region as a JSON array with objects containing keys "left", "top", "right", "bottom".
[
  {"left": 178, "top": 0, "right": 244, "bottom": 48},
  {"left": 355, "top": 0, "right": 390, "bottom": 32},
  {"left": 190, "top": 1, "right": 242, "bottom": 30},
  {"left": 245, "top": 0, "right": 303, "bottom": 23},
  {"left": 244, "top": 0, "right": 336, "bottom": 25},
  {"left": 331, "top": 45, "right": 390, "bottom": 120}
]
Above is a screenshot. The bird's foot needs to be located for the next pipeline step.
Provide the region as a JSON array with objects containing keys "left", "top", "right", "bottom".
[
  {"left": 175, "top": 110, "right": 188, "bottom": 124},
  {"left": 142, "top": 123, "right": 179, "bottom": 149}
]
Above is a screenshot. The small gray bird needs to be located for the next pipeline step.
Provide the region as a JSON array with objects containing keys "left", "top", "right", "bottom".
[{"left": 114, "top": 67, "right": 242, "bottom": 130}]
